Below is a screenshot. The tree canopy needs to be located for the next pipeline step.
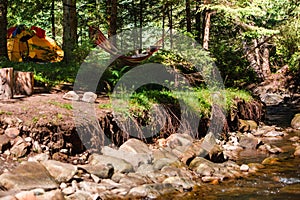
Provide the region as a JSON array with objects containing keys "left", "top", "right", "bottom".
[{"left": 0, "top": 0, "right": 299, "bottom": 87}]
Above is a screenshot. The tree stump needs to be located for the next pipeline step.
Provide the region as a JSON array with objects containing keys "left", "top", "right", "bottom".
[
  {"left": 0, "top": 68, "right": 14, "bottom": 99},
  {"left": 14, "top": 71, "right": 34, "bottom": 96}
]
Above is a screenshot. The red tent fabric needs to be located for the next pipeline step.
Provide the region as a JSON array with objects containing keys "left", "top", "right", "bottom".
[{"left": 30, "top": 26, "right": 46, "bottom": 38}]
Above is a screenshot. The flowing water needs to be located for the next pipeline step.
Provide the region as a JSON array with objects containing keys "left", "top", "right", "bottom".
[
  {"left": 174, "top": 105, "right": 300, "bottom": 200},
  {"left": 173, "top": 133, "right": 300, "bottom": 200}
]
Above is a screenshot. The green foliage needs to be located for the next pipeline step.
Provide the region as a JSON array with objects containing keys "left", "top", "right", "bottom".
[
  {"left": 0, "top": 60, "right": 79, "bottom": 87},
  {"left": 112, "top": 85, "right": 253, "bottom": 121},
  {"left": 48, "top": 100, "right": 73, "bottom": 110},
  {"left": 274, "top": 13, "right": 300, "bottom": 71}
]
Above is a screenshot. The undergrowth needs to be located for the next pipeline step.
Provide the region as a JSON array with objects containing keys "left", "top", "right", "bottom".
[
  {"left": 0, "top": 60, "right": 79, "bottom": 87},
  {"left": 112, "top": 87, "right": 253, "bottom": 120}
]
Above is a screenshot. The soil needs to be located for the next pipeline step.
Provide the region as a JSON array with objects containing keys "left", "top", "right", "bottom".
[{"left": 0, "top": 89, "right": 111, "bottom": 127}]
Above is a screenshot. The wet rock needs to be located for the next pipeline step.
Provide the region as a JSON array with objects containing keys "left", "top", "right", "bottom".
[
  {"left": 0, "top": 161, "right": 58, "bottom": 190},
  {"left": 4, "top": 128, "right": 19, "bottom": 139},
  {"left": 152, "top": 148, "right": 178, "bottom": 162},
  {"left": 119, "top": 173, "right": 148, "bottom": 188},
  {"left": 15, "top": 191, "right": 36, "bottom": 200},
  {"left": 63, "top": 91, "right": 80, "bottom": 101},
  {"left": 136, "top": 164, "right": 155, "bottom": 173},
  {"left": 189, "top": 157, "right": 215, "bottom": 176},
  {"left": 145, "top": 171, "right": 167, "bottom": 184},
  {"left": 253, "top": 126, "right": 275, "bottom": 136},
  {"left": 162, "top": 176, "right": 196, "bottom": 190},
  {"left": 32, "top": 141, "right": 42, "bottom": 153},
  {"left": 128, "top": 183, "right": 176, "bottom": 199},
  {"left": 62, "top": 186, "right": 76, "bottom": 195},
  {"left": 10, "top": 136, "right": 29, "bottom": 158},
  {"left": 201, "top": 176, "right": 221, "bottom": 183},
  {"left": 240, "top": 164, "right": 249, "bottom": 172},
  {"left": 180, "top": 140, "right": 205, "bottom": 165},
  {"left": 289, "top": 136, "right": 299, "bottom": 142},
  {"left": 119, "top": 138, "right": 150, "bottom": 154},
  {"left": 101, "top": 146, "right": 152, "bottom": 169},
  {"left": 161, "top": 166, "right": 193, "bottom": 180},
  {"left": 65, "top": 190, "right": 94, "bottom": 200},
  {"left": 35, "top": 189, "right": 65, "bottom": 200},
  {"left": 248, "top": 163, "right": 265, "bottom": 172},
  {"left": 264, "top": 144, "right": 284, "bottom": 154},
  {"left": 88, "top": 154, "right": 134, "bottom": 173},
  {"left": 238, "top": 119, "right": 257, "bottom": 132},
  {"left": 0, "top": 134, "right": 10, "bottom": 152},
  {"left": 291, "top": 113, "right": 300, "bottom": 129},
  {"left": 41, "top": 160, "right": 78, "bottom": 183},
  {"left": 294, "top": 146, "right": 300, "bottom": 156},
  {"left": 79, "top": 163, "right": 114, "bottom": 179},
  {"left": 165, "top": 133, "right": 193, "bottom": 149},
  {"left": 263, "top": 130, "right": 285, "bottom": 137},
  {"left": 28, "top": 153, "right": 49, "bottom": 162},
  {"left": 206, "top": 144, "right": 226, "bottom": 163},
  {"left": 260, "top": 93, "right": 284, "bottom": 106},
  {"left": 262, "top": 157, "right": 280, "bottom": 165},
  {"left": 81, "top": 92, "right": 97, "bottom": 103},
  {"left": 100, "top": 179, "right": 123, "bottom": 190},
  {"left": 153, "top": 158, "right": 175, "bottom": 170},
  {"left": 239, "top": 135, "right": 260, "bottom": 150}
]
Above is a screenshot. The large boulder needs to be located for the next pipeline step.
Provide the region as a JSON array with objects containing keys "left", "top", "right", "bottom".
[
  {"left": 0, "top": 161, "right": 58, "bottom": 190},
  {"left": 88, "top": 154, "right": 134, "bottom": 173},
  {"left": 41, "top": 160, "right": 78, "bottom": 183},
  {"left": 260, "top": 93, "right": 284, "bottom": 106},
  {"left": 291, "top": 114, "right": 300, "bottom": 129}
]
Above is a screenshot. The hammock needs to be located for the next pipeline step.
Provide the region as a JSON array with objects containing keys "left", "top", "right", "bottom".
[{"left": 89, "top": 26, "right": 161, "bottom": 66}]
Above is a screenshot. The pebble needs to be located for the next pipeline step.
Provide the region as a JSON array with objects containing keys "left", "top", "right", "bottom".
[
  {"left": 289, "top": 136, "right": 299, "bottom": 142},
  {"left": 60, "top": 182, "right": 68, "bottom": 189},
  {"left": 240, "top": 164, "right": 249, "bottom": 172},
  {"left": 62, "top": 187, "right": 76, "bottom": 195},
  {"left": 91, "top": 174, "right": 101, "bottom": 183}
]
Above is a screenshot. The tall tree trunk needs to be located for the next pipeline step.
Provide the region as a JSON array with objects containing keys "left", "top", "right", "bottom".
[
  {"left": 186, "top": 0, "right": 191, "bottom": 33},
  {"left": 0, "top": 0, "right": 8, "bottom": 59},
  {"left": 63, "top": 0, "right": 77, "bottom": 64},
  {"left": 168, "top": 4, "right": 173, "bottom": 48},
  {"left": 162, "top": 4, "right": 165, "bottom": 48},
  {"left": 132, "top": 0, "right": 138, "bottom": 50},
  {"left": 195, "top": 0, "right": 201, "bottom": 43},
  {"left": 254, "top": 39, "right": 260, "bottom": 67},
  {"left": 139, "top": 0, "right": 143, "bottom": 49},
  {"left": 202, "top": 0, "right": 211, "bottom": 50},
  {"left": 243, "top": 37, "right": 271, "bottom": 81},
  {"left": 261, "top": 43, "right": 271, "bottom": 78},
  {"left": 202, "top": 11, "right": 211, "bottom": 50},
  {"left": 51, "top": 0, "right": 55, "bottom": 40},
  {"left": 109, "top": 0, "right": 117, "bottom": 46}
]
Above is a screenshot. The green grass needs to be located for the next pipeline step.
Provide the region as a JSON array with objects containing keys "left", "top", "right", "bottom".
[
  {"left": 48, "top": 100, "right": 73, "bottom": 110},
  {"left": 112, "top": 87, "right": 253, "bottom": 119},
  {"left": 98, "top": 103, "right": 112, "bottom": 109},
  {"left": 0, "top": 60, "right": 79, "bottom": 87},
  {"left": 0, "top": 110, "right": 13, "bottom": 115}
]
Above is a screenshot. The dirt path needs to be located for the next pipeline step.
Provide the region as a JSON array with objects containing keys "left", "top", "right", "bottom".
[{"left": 0, "top": 91, "right": 111, "bottom": 128}]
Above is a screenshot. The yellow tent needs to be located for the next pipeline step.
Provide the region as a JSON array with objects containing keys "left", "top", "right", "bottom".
[{"left": 7, "top": 25, "right": 63, "bottom": 62}]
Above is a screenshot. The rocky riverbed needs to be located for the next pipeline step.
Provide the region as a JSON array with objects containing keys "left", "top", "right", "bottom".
[
  {"left": 0, "top": 92, "right": 299, "bottom": 199},
  {"left": 0, "top": 123, "right": 300, "bottom": 199}
]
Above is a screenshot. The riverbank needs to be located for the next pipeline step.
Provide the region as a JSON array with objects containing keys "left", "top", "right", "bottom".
[{"left": 0, "top": 91, "right": 299, "bottom": 199}]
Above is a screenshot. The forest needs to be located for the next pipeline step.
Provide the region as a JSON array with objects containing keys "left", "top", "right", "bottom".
[
  {"left": 0, "top": 0, "right": 299, "bottom": 88},
  {"left": 0, "top": 0, "right": 300, "bottom": 199}
]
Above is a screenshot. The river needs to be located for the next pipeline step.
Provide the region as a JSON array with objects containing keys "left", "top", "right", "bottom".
[{"left": 172, "top": 104, "right": 300, "bottom": 200}]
